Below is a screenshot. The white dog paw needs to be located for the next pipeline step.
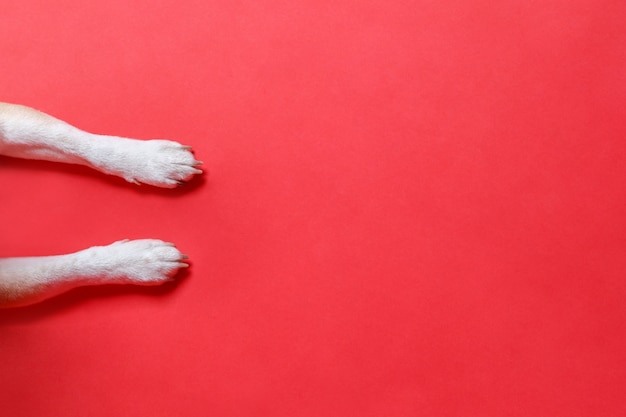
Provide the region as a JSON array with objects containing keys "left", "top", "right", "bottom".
[
  {"left": 94, "top": 138, "right": 203, "bottom": 188},
  {"left": 84, "top": 239, "right": 190, "bottom": 285}
]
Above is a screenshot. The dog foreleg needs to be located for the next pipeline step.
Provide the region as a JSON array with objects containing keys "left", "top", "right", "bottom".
[
  {"left": 0, "top": 239, "right": 189, "bottom": 308},
  {"left": 0, "top": 102, "right": 203, "bottom": 188}
]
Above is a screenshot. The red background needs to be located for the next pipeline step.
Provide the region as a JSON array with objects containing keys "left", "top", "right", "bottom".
[{"left": 2, "top": 1, "right": 626, "bottom": 415}]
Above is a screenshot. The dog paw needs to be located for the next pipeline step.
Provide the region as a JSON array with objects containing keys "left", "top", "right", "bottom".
[
  {"left": 84, "top": 239, "right": 190, "bottom": 285},
  {"left": 93, "top": 137, "right": 203, "bottom": 188}
]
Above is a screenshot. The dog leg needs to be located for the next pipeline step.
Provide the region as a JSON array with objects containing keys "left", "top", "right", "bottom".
[
  {"left": 0, "top": 102, "right": 203, "bottom": 188},
  {"left": 0, "top": 240, "right": 189, "bottom": 308}
]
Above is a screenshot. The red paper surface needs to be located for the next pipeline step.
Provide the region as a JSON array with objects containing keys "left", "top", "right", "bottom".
[{"left": 2, "top": 1, "right": 626, "bottom": 416}]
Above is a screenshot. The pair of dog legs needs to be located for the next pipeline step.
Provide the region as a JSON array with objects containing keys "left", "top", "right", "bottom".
[{"left": 0, "top": 103, "right": 203, "bottom": 307}]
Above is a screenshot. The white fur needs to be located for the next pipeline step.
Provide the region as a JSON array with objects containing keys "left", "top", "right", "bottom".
[{"left": 0, "top": 102, "right": 203, "bottom": 307}]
